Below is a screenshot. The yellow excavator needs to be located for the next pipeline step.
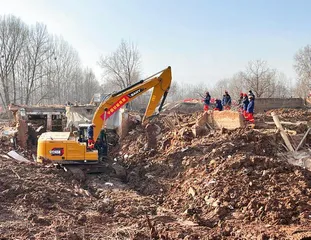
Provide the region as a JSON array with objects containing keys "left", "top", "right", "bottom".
[{"left": 36, "top": 66, "right": 172, "bottom": 164}]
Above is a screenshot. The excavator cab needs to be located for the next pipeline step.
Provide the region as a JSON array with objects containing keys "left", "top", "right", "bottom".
[
  {"left": 77, "top": 123, "right": 108, "bottom": 157},
  {"left": 77, "top": 123, "right": 90, "bottom": 144}
]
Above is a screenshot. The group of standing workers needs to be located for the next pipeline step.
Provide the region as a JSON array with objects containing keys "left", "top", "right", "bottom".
[
  {"left": 238, "top": 90, "right": 255, "bottom": 123},
  {"left": 203, "top": 91, "right": 231, "bottom": 111},
  {"left": 203, "top": 90, "right": 255, "bottom": 123}
]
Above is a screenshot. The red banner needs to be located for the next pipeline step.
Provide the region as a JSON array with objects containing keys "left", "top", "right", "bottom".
[{"left": 100, "top": 95, "right": 129, "bottom": 120}]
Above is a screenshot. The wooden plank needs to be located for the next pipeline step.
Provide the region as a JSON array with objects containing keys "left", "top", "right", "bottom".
[
  {"left": 265, "top": 121, "right": 308, "bottom": 126},
  {"left": 162, "top": 117, "right": 175, "bottom": 130},
  {"left": 295, "top": 128, "right": 311, "bottom": 151},
  {"left": 7, "top": 151, "right": 30, "bottom": 162},
  {"left": 253, "top": 129, "right": 296, "bottom": 135},
  {"left": 271, "top": 112, "right": 295, "bottom": 152},
  {"left": 174, "top": 113, "right": 181, "bottom": 127}
]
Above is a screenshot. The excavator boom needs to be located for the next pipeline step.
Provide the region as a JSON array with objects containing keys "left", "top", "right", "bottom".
[{"left": 92, "top": 66, "right": 172, "bottom": 141}]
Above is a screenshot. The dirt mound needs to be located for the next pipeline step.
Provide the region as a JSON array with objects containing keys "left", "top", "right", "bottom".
[
  {"left": 1, "top": 110, "right": 311, "bottom": 239},
  {"left": 0, "top": 157, "right": 162, "bottom": 239},
  {"left": 265, "top": 108, "right": 311, "bottom": 122},
  {"left": 164, "top": 155, "right": 311, "bottom": 227},
  {"left": 112, "top": 112, "right": 311, "bottom": 238},
  {"left": 162, "top": 101, "right": 204, "bottom": 114}
]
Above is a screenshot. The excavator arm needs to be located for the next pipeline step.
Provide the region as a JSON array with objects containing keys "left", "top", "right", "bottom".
[
  {"left": 36, "top": 66, "right": 171, "bottom": 164},
  {"left": 92, "top": 66, "right": 172, "bottom": 141}
]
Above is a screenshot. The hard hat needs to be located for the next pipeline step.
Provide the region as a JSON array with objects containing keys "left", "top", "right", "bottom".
[{"left": 243, "top": 93, "right": 247, "bottom": 97}]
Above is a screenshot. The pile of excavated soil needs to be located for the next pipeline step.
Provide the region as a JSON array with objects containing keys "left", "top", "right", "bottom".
[
  {"left": 0, "top": 122, "right": 35, "bottom": 160},
  {"left": 164, "top": 155, "right": 311, "bottom": 226},
  {"left": 2, "top": 111, "right": 311, "bottom": 239},
  {"left": 0, "top": 157, "right": 163, "bottom": 239},
  {"left": 113, "top": 112, "right": 311, "bottom": 238},
  {"left": 162, "top": 101, "right": 204, "bottom": 114},
  {"left": 255, "top": 108, "right": 311, "bottom": 136},
  {"left": 1, "top": 155, "right": 234, "bottom": 240},
  {"left": 264, "top": 108, "right": 311, "bottom": 122}
]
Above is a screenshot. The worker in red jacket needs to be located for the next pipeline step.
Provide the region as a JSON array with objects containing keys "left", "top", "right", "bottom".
[
  {"left": 87, "top": 123, "right": 96, "bottom": 149},
  {"left": 222, "top": 91, "right": 232, "bottom": 110}
]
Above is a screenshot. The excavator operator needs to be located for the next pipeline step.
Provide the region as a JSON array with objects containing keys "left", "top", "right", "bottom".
[
  {"left": 87, "top": 123, "right": 96, "bottom": 149},
  {"left": 94, "top": 128, "right": 108, "bottom": 158}
]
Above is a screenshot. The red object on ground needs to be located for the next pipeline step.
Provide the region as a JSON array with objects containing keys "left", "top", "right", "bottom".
[
  {"left": 183, "top": 98, "right": 197, "bottom": 102},
  {"left": 204, "top": 105, "right": 209, "bottom": 111}
]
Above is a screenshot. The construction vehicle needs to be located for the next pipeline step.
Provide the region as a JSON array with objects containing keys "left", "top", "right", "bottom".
[{"left": 36, "top": 66, "right": 172, "bottom": 164}]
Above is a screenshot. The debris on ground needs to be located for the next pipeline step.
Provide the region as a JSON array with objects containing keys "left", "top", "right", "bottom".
[{"left": 0, "top": 109, "right": 311, "bottom": 239}]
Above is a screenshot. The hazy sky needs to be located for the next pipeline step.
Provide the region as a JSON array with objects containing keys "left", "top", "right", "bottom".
[{"left": 1, "top": 0, "right": 310, "bottom": 86}]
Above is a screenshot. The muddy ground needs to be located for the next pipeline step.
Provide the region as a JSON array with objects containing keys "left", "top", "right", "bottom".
[{"left": 1, "top": 109, "right": 311, "bottom": 239}]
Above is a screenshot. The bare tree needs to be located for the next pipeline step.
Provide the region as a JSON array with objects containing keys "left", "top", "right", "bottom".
[
  {"left": 0, "top": 15, "right": 28, "bottom": 106},
  {"left": 228, "top": 73, "right": 245, "bottom": 100},
  {"left": 295, "top": 79, "right": 307, "bottom": 98},
  {"left": 240, "top": 60, "right": 277, "bottom": 98},
  {"left": 166, "top": 81, "right": 179, "bottom": 101},
  {"left": 272, "top": 72, "right": 292, "bottom": 98},
  {"left": 100, "top": 80, "right": 118, "bottom": 96},
  {"left": 17, "top": 23, "right": 52, "bottom": 104},
  {"left": 49, "top": 36, "right": 81, "bottom": 104},
  {"left": 81, "top": 68, "right": 101, "bottom": 103},
  {"left": 98, "top": 39, "right": 141, "bottom": 90},
  {"left": 165, "top": 81, "right": 211, "bottom": 102},
  {"left": 293, "top": 45, "right": 311, "bottom": 98},
  {"left": 210, "top": 79, "right": 230, "bottom": 99},
  {"left": 0, "top": 14, "right": 103, "bottom": 107}
]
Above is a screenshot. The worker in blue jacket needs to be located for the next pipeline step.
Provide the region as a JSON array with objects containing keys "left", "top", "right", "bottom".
[
  {"left": 214, "top": 99, "right": 223, "bottom": 111},
  {"left": 203, "top": 91, "right": 211, "bottom": 111},
  {"left": 222, "top": 91, "right": 232, "bottom": 110},
  {"left": 246, "top": 95, "right": 255, "bottom": 123},
  {"left": 242, "top": 93, "right": 249, "bottom": 117}
]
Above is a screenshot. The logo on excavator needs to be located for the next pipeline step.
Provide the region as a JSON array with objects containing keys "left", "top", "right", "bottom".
[
  {"left": 100, "top": 95, "right": 130, "bottom": 120},
  {"left": 49, "top": 148, "right": 64, "bottom": 156},
  {"left": 100, "top": 88, "right": 145, "bottom": 120},
  {"left": 128, "top": 88, "right": 144, "bottom": 98}
]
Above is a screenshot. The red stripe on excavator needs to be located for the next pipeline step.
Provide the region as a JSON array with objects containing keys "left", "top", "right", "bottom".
[{"left": 100, "top": 95, "right": 130, "bottom": 120}]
